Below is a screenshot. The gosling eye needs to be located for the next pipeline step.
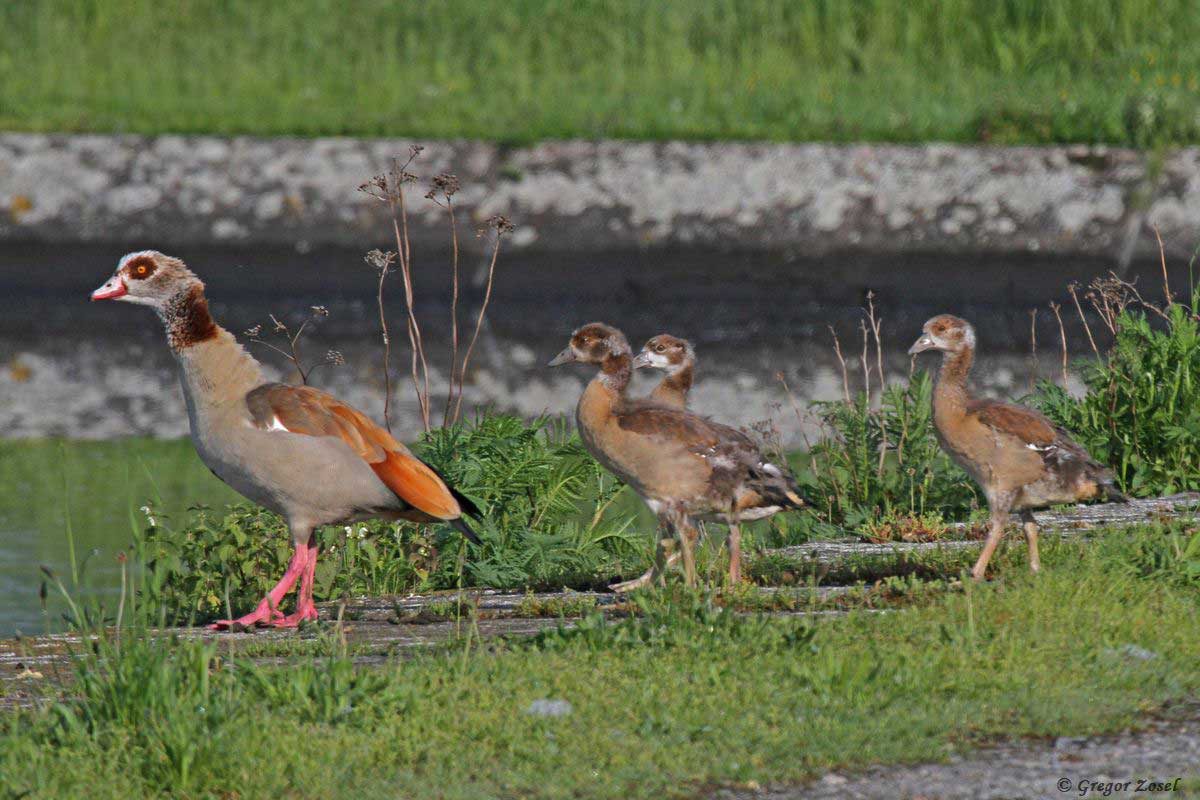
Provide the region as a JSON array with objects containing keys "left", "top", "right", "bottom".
[{"left": 655, "top": 344, "right": 665, "bottom": 353}]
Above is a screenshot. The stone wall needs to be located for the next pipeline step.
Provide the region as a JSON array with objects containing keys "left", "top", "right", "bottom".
[{"left": 3, "top": 134, "right": 1200, "bottom": 257}]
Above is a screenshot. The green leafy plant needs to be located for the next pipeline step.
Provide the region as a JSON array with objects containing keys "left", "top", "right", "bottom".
[
  {"left": 418, "top": 413, "right": 644, "bottom": 589},
  {"left": 804, "top": 372, "right": 980, "bottom": 530},
  {"left": 1036, "top": 285, "right": 1200, "bottom": 496},
  {"left": 861, "top": 508, "right": 952, "bottom": 543}
]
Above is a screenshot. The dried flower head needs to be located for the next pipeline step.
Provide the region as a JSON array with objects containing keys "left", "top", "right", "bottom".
[
  {"left": 432, "top": 173, "right": 460, "bottom": 197},
  {"left": 325, "top": 349, "right": 345, "bottom": 366},
  {"left": 269, "top": 314, "right": 288, "bottom": 333},
  {"left": 358, "top": 174, "right": 391, "bottom": 202},
  {"left": 488, "top": 215, "right": 515, "bottom": 235},
  {"left": 365, "top": 248, "right": 396, "bottom": 274},
  {"left": 244, "top": 324, "right": 263, "bottom": 338},
  {"left": 311, "top": 305, "right": 329, "bottom": 317}
]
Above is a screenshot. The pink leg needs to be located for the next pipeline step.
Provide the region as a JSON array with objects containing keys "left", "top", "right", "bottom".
[
  {"left": 209, "top": 541, "right": 309, "bottom": 630},
  {"left": 272, "top": 539, "right": 319, "bottom": 627}
]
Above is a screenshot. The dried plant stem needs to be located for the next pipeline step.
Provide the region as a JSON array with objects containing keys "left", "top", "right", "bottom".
[
  {"left": 1049, "top": 301, "right": 1069, "bottom": 387},
  {"left": 246, "top": 308, "right": 338, "bottom": 385},
  {"left": 443, "top": 197, "right": 461, "bottom": 425},
  {"left": 1028, "top": 309, "right": 1039, "bottom": 393},
  {"left": 829, "top": 326, "right": 850, "bottom": 404},
  {"left": 401, "top": 182, "right": 433, "bottom": 428},
  {"left": 390, "top": 204, "right": 432, "bottom": 432},
  {"left": 361, "top": 153, "right": 507, "bottom": 432},
  {"left": 859, "top": 321, "right": 871, "bottom": 400},
  {"left": 250, "top": 338, "right": 303, "bottom": 377},
  {"left": 1153, "top": 224, "right": 1172, "bottom": 307},
  {"left": 453, "top": 230, "right": 505, "bottom": 423},
  {"left": 1067, "top": 283, "right": 1100, "bottom": 358},
  {"left": 864, "top": 293, "right": 888, "bottom": 477},
  {"left": 375, "top": 264, "right": 394, "bottom": 432}
]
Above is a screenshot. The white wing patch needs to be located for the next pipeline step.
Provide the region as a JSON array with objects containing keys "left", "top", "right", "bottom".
[
  {"left": 706, "top": 453, "right": 737, "bottom": 469},
  {"left": 266, "top": 416, "right": 290, "bottom": 432}
]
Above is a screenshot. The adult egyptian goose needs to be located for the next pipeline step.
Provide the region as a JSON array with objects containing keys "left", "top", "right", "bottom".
[
  {"left": 549, "top": 323, "right": 805, "bottom": 589},
  {"left": 91, "top": 251, "right": 478, "bottom": 629},
  {"left": 633, "top": 334, "right": 694, "bottom": 409},
  {"left": 908, "top": 314, "right": 1125, "bottom": 580}
]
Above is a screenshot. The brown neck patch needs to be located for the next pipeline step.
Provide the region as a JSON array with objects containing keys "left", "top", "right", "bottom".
[
  {"left": 663, "top": 363, "right": 693, "bottom": 395},
  {"left": 939, "top": 347, "right": 974, "bottom": 384},
  {"left": 934, "top": 347, "right": 974, "bottom": 414},
  {"left": 162, "top": 285, "right": 218, "bottom": 350},
  {"left": 600, "top": 352, "right": 632, "bottom": 391}
]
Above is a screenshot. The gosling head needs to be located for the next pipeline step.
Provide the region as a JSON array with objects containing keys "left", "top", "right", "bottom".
[
  {"left": 632, "top": 334, "right": 694, "bottom": 372},
  {"left": 547, "top": 322, "right": 631, "bottom": 367},
  {"left": 908, "top": 314, "right": 976, "bottom": 356}
]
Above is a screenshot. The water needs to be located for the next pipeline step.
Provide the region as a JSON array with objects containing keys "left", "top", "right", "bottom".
[{"left": 0, "top": 240, "right": 1177, "bottom": 633}]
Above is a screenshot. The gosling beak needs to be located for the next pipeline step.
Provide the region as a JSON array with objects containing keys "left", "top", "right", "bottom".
[
  {"left": 91, "top": 276, "right": 127, "bottom": 301},
  {"left": 547, "top": 347, "right": 576, "bottom": 367},
  {"left": 907, "top": 334, "right": 936, "bottom": 355},
  {"left": 631, "top": 351, "right": 651, "bottom": 369}
]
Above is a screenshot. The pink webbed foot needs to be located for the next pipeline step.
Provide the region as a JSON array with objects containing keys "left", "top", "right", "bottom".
[
  {"left": 208, "top": 601, "right": 286, "bottom": 631},
  {"left": 270, "top": 604, "right": 319, "bottom": 628}
]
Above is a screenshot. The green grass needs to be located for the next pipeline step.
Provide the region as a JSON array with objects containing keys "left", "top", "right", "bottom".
[
  {"left": 2, "top": 525, "right": 1198, "bottom": 798},
  {"left": 3, "top": 1, "right": 1200, "bottom": 145}
]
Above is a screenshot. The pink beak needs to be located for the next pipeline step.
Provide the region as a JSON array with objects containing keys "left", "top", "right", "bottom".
[{"left": 91, "top": 277, "right": 127, "bottom": 301}]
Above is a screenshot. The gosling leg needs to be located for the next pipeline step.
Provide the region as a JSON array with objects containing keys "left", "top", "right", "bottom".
[{"left": 1019, "top": 509, "right": 1040, "bottom": 573}]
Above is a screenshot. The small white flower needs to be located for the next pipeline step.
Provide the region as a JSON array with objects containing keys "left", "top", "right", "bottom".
[
  {"left": 357, "top": 527, "right": 368, "bottom": 539},
  {"left": 343, "top": 526, "right": 353, "bottom": 535}
]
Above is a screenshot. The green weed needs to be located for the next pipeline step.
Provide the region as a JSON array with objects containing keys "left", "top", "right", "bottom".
[
  {"left": 804, "top": 372, "right": 981, "bottom": 529},
  {"left": 1037, "top": 287, "right": 1200, "bottom": 496}
]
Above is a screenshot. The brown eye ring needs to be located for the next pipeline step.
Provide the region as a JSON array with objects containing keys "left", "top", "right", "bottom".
[{"left": 655, "top": 344, "right": 665, "bottom": 352}]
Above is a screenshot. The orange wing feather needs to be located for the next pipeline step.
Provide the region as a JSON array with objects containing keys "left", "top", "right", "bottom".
[
  {"left": 246, "top": 383, "right": 463, "bottom": 520},
  {"left": 369, "top": 452, "right": 462, "bottom": 520}
]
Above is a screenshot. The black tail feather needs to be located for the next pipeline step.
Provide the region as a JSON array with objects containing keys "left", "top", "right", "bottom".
[
  {"left": 449, "top": 516, "right": 481, "bottom": 545},
  {"left": 450, "top": 486, "right": 482, "bottom": 519}
]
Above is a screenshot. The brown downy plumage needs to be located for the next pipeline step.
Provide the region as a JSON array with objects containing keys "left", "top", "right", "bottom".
[
  {"left": 549, "top": 322, "right": 806, "bottom": 590},
  {"left": 91, "top": 251, "right": 479, "bottom": 629},
  {"left": 909, "top": 314, "right": 1126, "bottom": 580},
  {"left": 633, "top": 333, "right": 695, "bottom": 409}
]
